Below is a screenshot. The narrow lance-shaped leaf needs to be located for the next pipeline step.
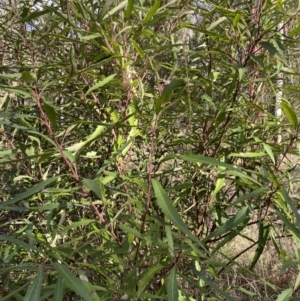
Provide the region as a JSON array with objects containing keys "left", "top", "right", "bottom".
[
  {"left": 86, "top": 74, "right": 116, "bottom": 95},
  {"left": 152, "top": 179, "right": 207, "bottom": 251},
  {"left": 167, "top": 266, "right": 178, "bottom": 301},
  {"left": 192, "top": 268, "right": 237, "bottom": 301},
  {"left": 0, "top": 177, "right": 58, "bottom": 208},
  {"left": 0, "top": 234, "right": 45, "bottom": 256},
  {"left": 54, "top": 263, "right": 93, "bottom": 301},
  {"left": 249, "top": 222, "right": 270, "bottom": 270},
  {"left": 24, "top": 266, "right": 44, "bottom": 301},
  {"left": 280, "top": 187, "right": 300, "bottom": 226},
  {"left": 276, "top": 210, "right": 300, "bottom": 240},
  {"left": 42, "top": 99, "right": 57, "bottom": 128},
  {"left": 83, "top": 178, "right": 103, "bottom": 199},
  {"left": 53, "top": 274, "right": 65, "bottom": 301},
  {"left": 103, "top": 0, "right": 127, "bottom": 20},
  {"left": 228, "top": 187, "right": 269, "bottom": 208},
  {"left": 69, "top": 46, "right": 77, "bottom": 77},
  {"left": 98, "top": 0, "right": 115, "bottom": 22},
  {"left": 165, "top": 225, "right": 174, "bottom": 258},
  {"left": 144, "top": 0, "right": 160, "bottom": 24},
  {"left": 207, "top": 16, "right": 227, "bottom": 31},
  {"left": 204, "top": 206, "right": 250, "bottom": 242},
  {"left": 281, "top": 102, "right": 298, "bottom": 129},
  {"left": 275, "top": 288, "right": 293, "bottom": 301},
  {"left": 137, "top": 263, "right": 164, "bottom": 297},
  {"left": 125, "top": 0, "right": 134, "bottom": 19}
]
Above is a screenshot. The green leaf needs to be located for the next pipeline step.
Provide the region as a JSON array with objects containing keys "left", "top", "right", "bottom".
[
  {"left": 21, "top": 9, "right": 49, "bottom": 22},
  {"left": 0, "top": 234, "right": 45, "bottom": 256},
  {"left": 0, "top": 282, "right": 31, "bottom": 301},
  {"left": 213, "top": 175, "right": 225, "bottom": 195},
  {"left": 275, "top": 288, "right": 293, "bottom": 301},
  {"left": 81, "top": 33, "right": 101, "bottom": 41},
  {"left": 228, "top": 187, "right": 269, "bottom": 208},
  {"left": 214, "top": 217, "right": 250, "bottom": 254},
  {"left": 144, "top": 0, "right": 160, "bottom": 24},
  {"left": 0, "top": 73, "right": 21, "bottom": 80},
  {"left": 152, "top": 179, "right": 207, "bottom": 251},
  {"left": 229, "top": 152, "right": 266, "bottom": 158},
  {"left": 42, "top": 99, "right": 57, "bottom": 127},
  {"left": 0, "top": 177, "right": 58, "bottom": 208},
  {"left": 262, "top": 143, "right": 275, "bottom": 164},
  {"left": 280, "top": 187, "right": 300, "bottom": 226},
  {"left": 69, "top": 46, "right": 77, "bottom": 77},
  {"left": 249, "top": 223, "right": 270, "bottom": 270},
  {"left": 119, "top": 223, "right": 143, "bottom": 238},
  {"left": 131, "top": 39, "right": 144, "bottom": 59},
  {"left": 294, "top": 271, "right": 300, "bottom": 291},
  {"left": 53, "top": 275, "right": 65, "bottom": 301},
  {"left": 24, "top": 266, "right": 43, "bottom": 301},
  {"left": 160, "top": 79, "right": 186, "bottom": 104},
  {"left": 86, "top": 74, "right": 116, "bottom": 95},
  {"left": 204, "top": 207, "right": 250, "bottom": 242},
  {"left": 102, "top": 0, "right": 127, "bottom": 20},
  {"left": 61, "top": 219, "right": 96, "bottom": 234},
  {"left": 83, "top": 178, "right": 103, "bottom": 199},
  {"left": 54, "top": 263, "right": 93, "bottom": 301},
  {"left": 0, "top": 85, "right": 32, "bottom": 98},
  {"left": 207, "top": 16, "right": 227, "bottom": 31},
  {"left": 276, "top": 210, "right": 300, "bottom": 239},
  {"left": 165, "top": 225, "right": 174, "bottom": 258},
  {"left": 192, "top": 269, "right": 237, "bottom": 301},
  {"left": 179, "top": 154, "right": 237, "bottom": 171},
  {"left": 98, "top": 0, "right": 115, "bottom": 22},
  {"left": 168, "top": 267, "right": 178, "bottom": 301},
  {"left": 281, "top": 102, "right": 298, "bottom": 129},
  {"left": 125, "top": 0, "right": 134, "bottom": 19},
  {"left": 21, "top": 71, "right": 36, "bottom": 83},
  {"left": 260, "top": 41, "right": 278, "bottom": 56},
  {"left": 62, "top": 150, "right": 75, "bottom": 163},
  {"left": 138, "top": 263, "right": 164, "bottom": 296}
]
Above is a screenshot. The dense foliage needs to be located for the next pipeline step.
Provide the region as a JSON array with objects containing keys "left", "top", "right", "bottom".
[{"left": 1, "top": 0, "right": 300, "bottom": 300}]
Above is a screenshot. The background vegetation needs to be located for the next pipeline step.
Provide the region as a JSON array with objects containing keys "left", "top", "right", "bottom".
[{"left": 1, "top": 0, "right": 300, "bottom": 300}]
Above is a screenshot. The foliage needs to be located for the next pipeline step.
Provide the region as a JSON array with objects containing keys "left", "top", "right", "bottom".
[{"left": 1, "top": 0, "right": 300, "bottom": 300}]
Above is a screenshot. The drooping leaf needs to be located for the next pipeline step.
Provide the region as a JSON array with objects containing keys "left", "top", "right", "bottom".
[
  {"left": 0, "top": 177, "right": 58, "bottom": 208},
  {"left": 204, "top": 207, "right": 251, "bottom": 242},
  {"left": 83, "top": 178, "right": 103, "bottom": 199},
  {"left": 249, "top": 222, "right": 270, "bottom": 270},
  {"left": 260, "top": 41, "right": 278, "bottom": 56},
  {"left": 152, "top": 179, "right": 207, "bottom": 251},
  {"left": 54, "top": 263, "right": 93, "bottom": 301},
  {"left": 42, "top": 99, "right": 57, "bottom": 127},
  {"left": 137, "top": 263, "right": 165, "bottom": 297},
  {"left": 102, "top": 0, "right": 127, "bottom": 20},
  {"left": 21, "top": 9, "right": 49, "bottom": 22},
  {"left": 192, "top": 268, "right": 238, "bottom": 301},
  {"left": 98, "top": 0, "right": 115, "bottom": 22},
  {"left": 281, "top": 102, "right": 298, "bottom": 129},
  {"left": 280, "top": 187, "right": 300, "bottom": 226}
]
